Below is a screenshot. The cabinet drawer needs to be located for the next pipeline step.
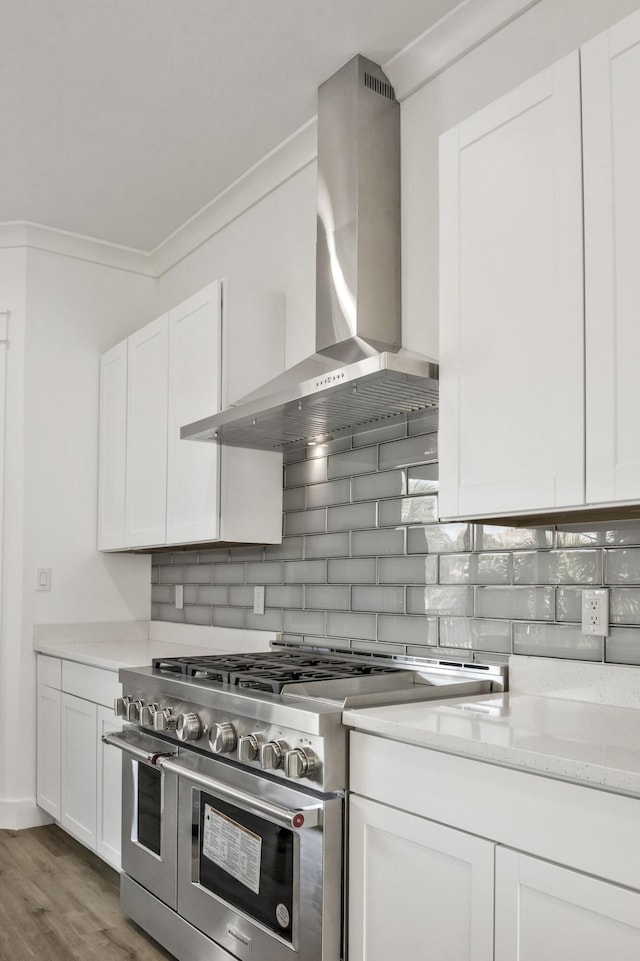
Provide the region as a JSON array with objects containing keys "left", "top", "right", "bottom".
[
  {"left": 350, "top": 731, "right": 640, "bottom": 890},
  {"left": 37, "top": 654, "right": 62, "bottom": 689},
  {"left": 61, "top": 661, "right": 121, "bottom": 708}
]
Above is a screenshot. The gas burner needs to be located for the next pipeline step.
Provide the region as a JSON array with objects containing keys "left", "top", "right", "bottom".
[{"left": 151, "top": 650, "right": 402, "bottom": 693}]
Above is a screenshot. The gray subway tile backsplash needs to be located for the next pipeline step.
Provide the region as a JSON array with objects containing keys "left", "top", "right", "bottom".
[
  {"left": 513, "top": 622, "right": 602, "bottom": 661},
  {"left": 378, "top": 555, "right": 438, "bottom": 585},
  {"left": 352, "top": 586, "right": 404, "bottom": 613},
  {"left": 327, "top": 502, "right": 377, "bottom": 532},
  {"left": 378, "top": 495, "right": 438, "bottom": 527},
  {"left": 351, "top": 528, "right": 405, "bottom": 556},
  {"left": 305, "top": 532, "right": 350, "bottom": 558},
  {"left": 352, "top": 470, "right": 406, "bottom": 502},
  {"left": 328, "top": 446, "right": 378, "bottom": 479},
  {"left": 604, "top": 548, "right": 640, "bottom": 584},
  {"left": 284, "top": 508, "right": 326, "bottom": 536},
  {"left": 378, "top": 433, "right": 438, "bottom": 470},
  {"left": 306, "top": 479, "right": 351, "bottom": 508},
  {"left": 513, "top": 550, "right": 601, "bottom": 585},
  {"left": 327, "top": 611, "right": 377, "bottom": 641},
  {"left": 150, "top": 415, "right": 640, "bottom": 667},
  {"left": 328, "top": 557, "right": 377, "bottom": 584},
  {"left": 305, "top": 585, "right": 351, "bottom": 611}
]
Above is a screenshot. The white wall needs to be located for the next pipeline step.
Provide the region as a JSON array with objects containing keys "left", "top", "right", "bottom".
[
  {"left": 157, "top": 162, "right": 317, "bottom": 370},
  {"left": 0, "top": 246, "right": 155, "bottom": 827},
  {"left": 0, "top": 247, "right": 27, "bottom": 817},
  {"left": 401, "top": 0, "right": 640, "bottom": 361}
]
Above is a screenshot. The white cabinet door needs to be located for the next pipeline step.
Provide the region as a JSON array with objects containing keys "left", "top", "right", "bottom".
[
  {"left": 495, "top": 848, "right": 640, "bottom": 961},
  {"left": 221, "top": 286, "right": 285, "bottom": 407},
  {"left": 125, "top": 315, "right": 169, "bottom": 548},
  {"left": 583, "top": 11, "right": 640, "bottom": 505},
  {"left": 439, "top": 52, "right": 584, "bottom": 519},
  {"left": 97, "top": 707, "right": 122, "bottom": 871},
  {"left": 349, "top": 794, "right": 494, "bottom": 961},
  {"left": 36, "top": 684, "right": 61, "bottom": 819},
  {"left": 60, "top": 693, "right": 98, "bottom": 850},
  {"left": 97, "top": 340, "right": 127, "bottom": 550},
  {"left": 166, "top": 282, "right": 221, "bottom": 545}
]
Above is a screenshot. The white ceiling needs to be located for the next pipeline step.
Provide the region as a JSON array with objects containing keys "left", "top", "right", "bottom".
[{"left": 1, "top": 0, "right": 462, "bottom": 252}]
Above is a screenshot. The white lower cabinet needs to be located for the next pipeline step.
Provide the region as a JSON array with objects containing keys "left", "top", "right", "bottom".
[
  {"left": 349, "top": 731, "right": 640, "bottom": 961},
  {"left": 36, "top": 684, "right": 61, "bottom": 819},
  {"left": 495, "top": 848, "right": 640, "bottom": 961},
  {"left": 36, "top": 655, "right": 122, "bottom": 871},
  {"left": 97, "top": 707, "right": 123, "bottom": 871},
  {"left": 61, "top": 692, "right": 98, "bottom": 849},
  {"left": 349, "top": 794, "right": 494, "bottom": 961}
]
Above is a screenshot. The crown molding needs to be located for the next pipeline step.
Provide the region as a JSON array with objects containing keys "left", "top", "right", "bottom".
[
  {"left": 152, "top": 118, "right": 318, "bottom": 277},
  {"left": 384, "top": 0, "right": 543, "bottom": 101},
  {"left": 0, "top": 221, "right": 155, "bottom": 276}
]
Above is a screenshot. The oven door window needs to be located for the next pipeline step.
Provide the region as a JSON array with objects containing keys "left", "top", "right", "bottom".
[
  {"left": 136, "top": 763, "right": 162, "bottom": 856},
  {"left": 196, "top": 792, "right": 294, "bottom": 941}
]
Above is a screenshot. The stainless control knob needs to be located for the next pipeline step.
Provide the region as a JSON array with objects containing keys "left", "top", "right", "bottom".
[
  {"left": 153, "top": 708, "right": 177, "bottom": 732},
  {"left": 237, "top": 733, "right": 264, "bottom": 762},
  {"left": 176, "top": 713, "right": 202, "bottom": 742},
  {"left": 209, "top": 722, "right": 237, "bottom": 754},
  {"left": 284, "top": 747, "right": 318, "bottom": 780},
  {"left": 114, "top": 696, "right": 131, "bottom": 718},
  {"left": 126, "top": 699, "right": 144, "bottom": 722},
  {"left": 140, "top": 703, "right": 159, "bottom": 727},
  {"left": 259, "top": 739, "right": 289, "bottom": 770}
]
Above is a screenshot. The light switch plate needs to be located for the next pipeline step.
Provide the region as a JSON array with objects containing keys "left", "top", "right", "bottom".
[
  {"left": 36, "top": 567, "right": 51, "bottom": 591},
  {"left": 253, "top": 586, "right": 265, "bottom": 615}
]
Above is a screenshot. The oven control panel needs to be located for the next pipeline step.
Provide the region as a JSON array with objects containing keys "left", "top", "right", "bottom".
[{"left": 114, "top": 691, "right": 343, "bottom": 791}]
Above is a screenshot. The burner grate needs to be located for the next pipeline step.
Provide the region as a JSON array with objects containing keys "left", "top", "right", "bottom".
[{"left": 151, "top": 650, "right": 400, "bottom": 692}]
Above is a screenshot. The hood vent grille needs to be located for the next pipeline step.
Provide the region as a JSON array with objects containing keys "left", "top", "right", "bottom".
[
  {"left": 364, "top": 72, "right": 395, "bottom": 100},
  {"left": 182, "top": 353, "right": 438, "bottom": 451}
]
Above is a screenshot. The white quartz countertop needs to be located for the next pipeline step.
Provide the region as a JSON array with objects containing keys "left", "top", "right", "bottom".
[
  {"left": 34, "top": 637, "right": 222, "bottom": 672},
  {"left": 343, "top": 691, "right": 640, "bottom": 798},
  {"left": 34, "top": 621, "right": 275, "bottom": 672}
]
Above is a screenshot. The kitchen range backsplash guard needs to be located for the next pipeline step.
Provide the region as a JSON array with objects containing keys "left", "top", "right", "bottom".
[{"left": 151, "top": 412, "right": 640, "bottom": 666}]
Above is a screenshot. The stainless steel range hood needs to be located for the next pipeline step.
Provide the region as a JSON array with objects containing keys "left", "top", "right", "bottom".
[{"left": 182, "top": 55, "right": 438, "bottom": 452}]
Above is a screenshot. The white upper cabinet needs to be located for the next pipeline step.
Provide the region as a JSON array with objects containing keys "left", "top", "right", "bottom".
[
  {"left": 125, "top": 315, "right": 169, "bottom": 548},
  {"left": 97, "top": 340, "right": 128, "bottom": 550},
  {"left": 439, "top": 52, "right": 585, "bottom": 519},
  {"left": 440, "top": 7, "right": 640, "bottom": 521},
  {"left": 166, "top": 283, "right": 221, "bottom": 545},
  {"left": 222, "top": 286, "right": 285, "bottom": 408},
  {"left": 98, "top": 280, "right": 283, "bottom": 551},
  {"left": 582, "top": 11, "right": 640, "bottom": 506}
]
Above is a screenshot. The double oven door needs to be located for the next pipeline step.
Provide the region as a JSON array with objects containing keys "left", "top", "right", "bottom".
[{"left": 108, "top": 727, "right": 343, "bottom": 961}]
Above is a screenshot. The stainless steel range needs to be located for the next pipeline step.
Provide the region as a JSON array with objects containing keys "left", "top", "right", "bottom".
[{"left": 104, "top": 646, "right": 507, "bottom": 961}]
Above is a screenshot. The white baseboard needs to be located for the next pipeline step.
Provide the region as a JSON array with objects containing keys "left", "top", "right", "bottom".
[{"left": 0, "top": 799, "right": 54, "bottom": 830}]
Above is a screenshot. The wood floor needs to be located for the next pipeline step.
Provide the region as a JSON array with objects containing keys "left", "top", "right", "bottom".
[{"left": 0, "top": 825, "right": 176, "bottom": 961}]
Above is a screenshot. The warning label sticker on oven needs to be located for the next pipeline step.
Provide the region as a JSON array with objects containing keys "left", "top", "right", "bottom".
[{"left": 202, "top": 803, "right": 262, "bottom": 895}]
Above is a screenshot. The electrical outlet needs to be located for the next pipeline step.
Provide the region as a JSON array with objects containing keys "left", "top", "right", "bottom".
[
  {"left": 253, "top": 586, "right": 265, "bottom": 616},
  {"left": 581, "top": 588, "right": 609, "bottom": 636},
  {"left": 175, "top": 584, "right": 184, "bottom": 610}
]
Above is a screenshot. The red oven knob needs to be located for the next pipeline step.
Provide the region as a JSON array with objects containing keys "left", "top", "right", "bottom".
[
  {"left": 176, "top": 713, "right": 203, "bottom": 742},
  {"left": 209, "top": 722, "right": 237, "bottom": 754}
]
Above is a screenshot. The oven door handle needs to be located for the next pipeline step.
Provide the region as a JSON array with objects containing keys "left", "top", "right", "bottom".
[
  {"left": 157, "top": 756, "right": 324, "bottom": 830},
  {"left": 102, "top": 730, "right": 178, "bottom": 765}
]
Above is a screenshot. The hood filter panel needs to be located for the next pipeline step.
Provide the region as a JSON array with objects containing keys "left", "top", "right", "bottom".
[{"left": 183, "top": 359, "right": 439, "bottom": 451}]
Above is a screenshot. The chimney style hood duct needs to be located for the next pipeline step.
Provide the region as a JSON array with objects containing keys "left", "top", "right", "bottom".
[{"left": 182, "top": 55, "right": 438, "bottom": 452}]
